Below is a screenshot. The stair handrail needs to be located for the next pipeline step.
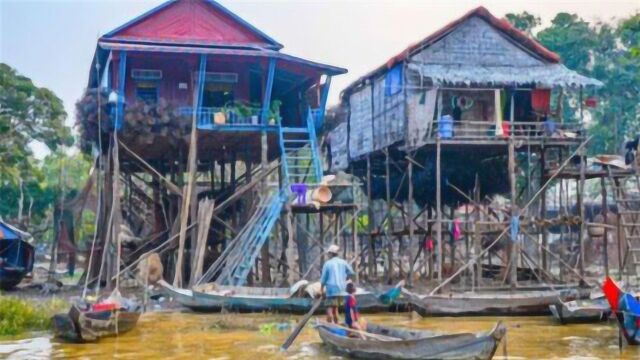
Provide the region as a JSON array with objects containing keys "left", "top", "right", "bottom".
[{"left": 306, "top": 107, "right": 324, "bottom": 183}]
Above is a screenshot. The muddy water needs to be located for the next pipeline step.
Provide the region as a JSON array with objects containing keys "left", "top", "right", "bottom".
[{"left": 1, "top": 312, "right": 640, "bottom": 359}]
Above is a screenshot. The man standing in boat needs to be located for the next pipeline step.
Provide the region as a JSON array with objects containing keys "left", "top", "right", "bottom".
[{"left": 320, "top": 244, "right": 354, "bottom": 324}]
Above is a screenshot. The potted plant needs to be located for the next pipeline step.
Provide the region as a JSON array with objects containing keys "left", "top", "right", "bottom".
[{"left": 268, "top": 99, "right": 282, "bottom": 125}]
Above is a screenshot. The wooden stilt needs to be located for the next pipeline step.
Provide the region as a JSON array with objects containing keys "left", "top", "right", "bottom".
[
  {"left": 578, "top": 148, "right": 586, "bottom": 276},
  {"left": 385, "top": 149, "right": 393, "bottom": 282},
  {"left": 436, "top": 136, "right": 443, "bottom": 283},
  {"left": 601, "top": 177, "right": 609, "bottom": 277},
  {"left": 366, "top": 155, "right": 376, "bottom": 279},
  {"left": 407, "top": 160, "right": 416, "bottom": 286},
  {"left": 508, "top": 139, "right": 518, "bottom": 288},
  {"left": 540, "top": 147, "right": 548, "bottom": 272}
]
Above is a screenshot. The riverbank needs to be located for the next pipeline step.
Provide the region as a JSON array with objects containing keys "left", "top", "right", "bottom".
[{"left": 0, "top": 297, "right": 68, "bottom": 337}]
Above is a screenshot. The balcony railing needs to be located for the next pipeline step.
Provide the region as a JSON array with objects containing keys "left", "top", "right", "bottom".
[
  {"left": 431, "top": 120, "right": 584, "bottom": 142},
  {"left": 178, "top": 106, "right": 271, "bottom": 127}
]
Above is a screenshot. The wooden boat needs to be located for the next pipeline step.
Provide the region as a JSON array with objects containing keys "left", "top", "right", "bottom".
[
  {"left": 316, "top": 320, "right": 506, "bottom": 360},
  {"left": 603, "top": 276, "right": 640, "bottom": 345},
  {"left": 159, "top": 280, "right": 397, "bottom": 313},
  {"left": 52, "top": 298, "right": 141, "bottom": 342},
  {"left": 0, "top": 222, "right": 35, "bottom": 290},
  {"left": 404, "top": 288, "right": 587, "bottom": 316},
  {"left": 549, "top": 297, "right": 610, "bottom": 324}
]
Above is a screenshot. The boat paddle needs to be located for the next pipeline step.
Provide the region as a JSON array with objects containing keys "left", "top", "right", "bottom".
[{"left": 280, "top": 297, "right": 323, "bottom": 351}]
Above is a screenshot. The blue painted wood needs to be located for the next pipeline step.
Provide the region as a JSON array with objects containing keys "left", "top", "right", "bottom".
[
  {"left": 197, "top": 124, "right": 278, "bottom": 132},
  {"left": 260, "top": 58, "right": 277, "bottom": 125},
  {"left": 306, "top": 108, "right": 323, "bottom": 182},
  {"left": 318, "top": 76, "right": 332, "bottom": 130},
  {"left": 115, "top": 51, "right": 127, "bottom": 130},
  {"left": 195, "top": 54, "right": 207, "bottom": 125}
]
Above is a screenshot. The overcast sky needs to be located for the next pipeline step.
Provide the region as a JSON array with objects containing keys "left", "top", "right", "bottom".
[{"left": 1, "top": 0, "right": 638, "bottom": 157}]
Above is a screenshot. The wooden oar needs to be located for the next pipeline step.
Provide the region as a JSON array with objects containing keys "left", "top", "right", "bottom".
[{"left": 281, "top": 297, "right": 323, "bottom": 351}]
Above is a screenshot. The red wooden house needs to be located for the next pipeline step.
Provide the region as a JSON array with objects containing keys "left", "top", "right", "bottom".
[
  {"left": 83, "top": 0, "right": 345, "bottom": 165},
  {"left": 79, "top": 0, "right": 347, "bottom": 287}
]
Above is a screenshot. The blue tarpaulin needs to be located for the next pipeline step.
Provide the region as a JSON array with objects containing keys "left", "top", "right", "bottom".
[{"left": 384, "top": 65, "right": 403, "bottom": 96}]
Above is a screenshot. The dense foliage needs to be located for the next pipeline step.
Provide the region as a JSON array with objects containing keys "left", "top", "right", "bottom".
[
  {"left": 0, "top": 297, "right": 68, "bottom": 336},
  {"left": 0, "top": 63, "right": 93, "bottom": 244},
  {"left": 506, "top": 12, "right": 640, "bottom": 154}
]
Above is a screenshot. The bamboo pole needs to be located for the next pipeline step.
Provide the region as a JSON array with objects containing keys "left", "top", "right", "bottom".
[
  {"left": 408, "top": 160, "right": 415, "bottom": 286},
  {"left": 366, "top": 155, "right": 375, "bottom": 278},
  {"left": 508, "top": 139, "right": 517, "bottom": 287},
  {"left": 578, "top": 148, "right": 586, "bottom": 276},
  {"left": 436, "top": 136, "right": 443, "bottom": 282},
  {"left": 602, "top": 177, "right": 610, "bottom": 277}
]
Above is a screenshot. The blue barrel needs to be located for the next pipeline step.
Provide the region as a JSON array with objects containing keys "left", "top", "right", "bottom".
[{"left": 439, "top": 115, "right": 453, "bottom": 139}]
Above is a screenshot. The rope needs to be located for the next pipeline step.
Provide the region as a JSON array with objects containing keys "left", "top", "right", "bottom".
[{"left": 82, "top": 156, "right": 101, "bottom": 299}]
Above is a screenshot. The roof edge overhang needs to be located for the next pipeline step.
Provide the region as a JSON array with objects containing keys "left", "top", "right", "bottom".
[{"left": 86, "top": 42, "right": 346, "bottom": 88}]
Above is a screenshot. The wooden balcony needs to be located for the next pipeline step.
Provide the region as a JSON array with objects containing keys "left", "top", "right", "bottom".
[{"left": 430, "top": 120, "right": 585, "bottom": 146}]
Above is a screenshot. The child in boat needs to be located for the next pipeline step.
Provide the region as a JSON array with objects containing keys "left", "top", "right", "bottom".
[{"left": 345, "top": 281, "right": 365, "bottom": 338}]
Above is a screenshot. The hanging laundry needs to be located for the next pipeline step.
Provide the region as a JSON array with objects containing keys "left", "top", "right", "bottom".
[
  {"left": 510, "top": 216, "right": 520, "bottom": 243},
  {"left": 384, "top": 65, "right": 403, "bottom": 96},
  {"left": 531, "top": 88, "right": 551, "bottom": 113},
  {"left": 452, "top": 219, "right": 462, "bottom": 241},
  {"left": 425, "top": 237, "right": 434, "bottom": 251},
  {"left": 494, "top": 89, "right": 503, "bottom": 136}
]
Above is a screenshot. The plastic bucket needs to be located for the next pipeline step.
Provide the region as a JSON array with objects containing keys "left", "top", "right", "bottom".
[{"left": 439, "top": 115, "right": 453, "bottom": 139}]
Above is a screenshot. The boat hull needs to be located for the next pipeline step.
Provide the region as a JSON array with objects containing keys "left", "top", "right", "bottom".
[
  {"left": 317, "top": 322, "right": 505, "bottom": 360},
  {"left": 406, "top": 289, "right": 587, "bottom": 316},
  {"left": 159, "top": 280, "right": 390, "bottom": 313},
  {"left": 549, "top": 299, "right": 610, "bottom": 324},
  {"left": 53, "top": 304, "right": 141, "bottom": 343},
  {"left": 0, "top": 239, "right": 34, "bottom": 290}
]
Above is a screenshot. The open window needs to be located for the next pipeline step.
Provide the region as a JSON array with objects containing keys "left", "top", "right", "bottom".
[
  {"left": 202, "top": 83, "right": 234, "bottom": 108},
  {"left": 200, "top": 72, "right": 238, "bottom": 108},
  {"left": 135, "top": 82, "right": 159, "bottom": 104},
  {"left": 132, "top": 69, "right": 161, "bottom": 105}
]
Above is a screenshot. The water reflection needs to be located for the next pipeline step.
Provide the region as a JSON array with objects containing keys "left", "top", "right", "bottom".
[{"left": 1, "top": 312, "right": 639, "bottom": 359}]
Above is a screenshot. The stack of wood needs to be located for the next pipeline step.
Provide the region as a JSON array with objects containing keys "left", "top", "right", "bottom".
[{"left": 76, "top": 90, "right": 193, "bottom": 149}]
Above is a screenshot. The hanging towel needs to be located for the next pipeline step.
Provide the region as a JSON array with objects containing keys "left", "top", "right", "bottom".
[
  {"left": 531, "top": 89, "right": 551, "bottom": 113},
  {"left": 494, "top": 89, "right": 503, "bottom": 136},
  {"left": 453, "top": 219, "right": 462, "bottom": 241},
  {"left": 510, "top": 216, "right": 520, "bottom": 243}
]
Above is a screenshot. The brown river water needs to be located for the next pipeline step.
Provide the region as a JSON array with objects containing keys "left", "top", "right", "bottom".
[{"left": 1, "top": 311, "right": 640, "bottom": 359}]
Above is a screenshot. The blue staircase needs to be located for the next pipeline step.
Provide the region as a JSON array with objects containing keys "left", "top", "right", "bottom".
[
  {"left": 197, "top": 107, "right": 323, "bottom": 286},
  {"left": 278, "top": 108, "right": 323, "bottom": 185}
]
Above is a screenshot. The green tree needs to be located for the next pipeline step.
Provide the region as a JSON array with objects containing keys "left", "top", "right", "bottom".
[
  {"left": 507, "top": 13, "right": 640, "bottom": 153},
  {"left": 505, "top": 12, "right": 541, "bottom": 35},
  {"left": 0, "top": 63, "right": 73, "bottom": 184}
]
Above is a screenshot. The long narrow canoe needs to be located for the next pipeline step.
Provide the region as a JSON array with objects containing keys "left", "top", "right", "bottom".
[
  {"left": 159, "top": 280, "right": 393, "bottom": 313},
  {"left": 316, "top": 321, "right": 506, "bottom": 360},
  {"left": 549, "top": 298, "right": 610, "bottom": 324},
  {"left": 404, "top": 288, "right": 587, "bottom": 316},
  {"left": 52, "top": 301, "right": 141, "bottom": 343}
]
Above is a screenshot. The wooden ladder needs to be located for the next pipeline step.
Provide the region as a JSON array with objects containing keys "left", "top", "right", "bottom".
[{"left": 607, "top": 167, "right": 640, "bottom": 278}]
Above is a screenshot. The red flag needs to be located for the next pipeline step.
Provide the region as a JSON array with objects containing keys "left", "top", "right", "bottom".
[{"left": 602, "top": 276, "right": 622, "bottom": 312}]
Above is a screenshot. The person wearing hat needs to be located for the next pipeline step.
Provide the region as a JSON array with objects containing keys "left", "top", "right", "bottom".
[{"left": 320, "top": 244, "right": 354, "bottom": 324}]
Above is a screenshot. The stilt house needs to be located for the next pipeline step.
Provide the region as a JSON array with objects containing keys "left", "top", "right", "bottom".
[{"left": 78, "top": 0, "right": 346, "bottom": 287}]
